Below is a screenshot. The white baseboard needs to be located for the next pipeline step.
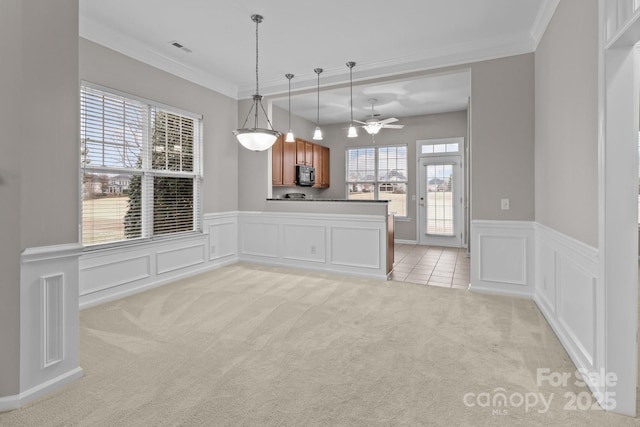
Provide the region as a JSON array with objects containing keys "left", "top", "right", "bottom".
[
  {"left": 394, "top": 239, "right": 417, "bottom": 245},
  {"left": 0, "top": 367, "right": 83, "bottom": 413}
]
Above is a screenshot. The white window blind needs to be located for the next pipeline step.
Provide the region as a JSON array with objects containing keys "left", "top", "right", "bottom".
[
  {"left": 81, "top": 82, "right": 202, "bottom": 246},
  {"left": 346, "top": 145, "right": 408, "bottom": 217}
]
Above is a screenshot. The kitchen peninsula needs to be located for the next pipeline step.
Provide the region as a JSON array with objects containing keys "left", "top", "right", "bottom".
[{"left": 237, "top": 199, "right": 394, "bottom": 279}]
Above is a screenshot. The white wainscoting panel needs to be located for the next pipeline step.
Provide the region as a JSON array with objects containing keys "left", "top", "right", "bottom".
[
  {"left": 80, "top": 255, "right": 151, "bottom": 295},
  {"left": 208, "top": 220, "right": 237, "bottom": 261},
  {"left": 331, "top": 227, "right": 381, "bottom": 269},
  {"left": 79, "top": 212, "right": 239, "bottom": 309},
  {"left": 11, "top": 243, "right": 84, "bottom": 412},
  {"left": 470, "top": 221, "right": 535, "bottom": 297},
  {"left": 534, "top": 223, "right": 601, "bottom": 397},
  {"left": 283, "top": 224, "right": 326, "bottom": 263},
  {"left": 240, "top": 222, "right": 279, "bottom": 258},
  {"left": 478, "top": 235, "right": 527, "bottom": 285},
  {"left": 41, "top": 274, "right": 64, "bottom": 368},
  {"left": 239, "top": 211, "right": 389, "bottom": 279},
  {"left": 156, "top": 242, "right": 206, "bottom": 274}
]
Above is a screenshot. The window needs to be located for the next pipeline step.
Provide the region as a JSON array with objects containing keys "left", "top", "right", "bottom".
[
  {"left": 81, "top": 82, "right": 202, "bottom": 246},
  {"left": 346, "top": 145, "right": 407, "bottom": 217},
  {"left": 421, "top": 142, "right": 459, "bottom": 154}
]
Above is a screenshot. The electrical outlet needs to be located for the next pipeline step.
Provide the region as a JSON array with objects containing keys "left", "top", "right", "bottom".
[
  {"left": 310, "top": 245, "right": 317, "bottom": 254},
  {"left": 501, "top": 198, "right": 510, "bottom": 210}
]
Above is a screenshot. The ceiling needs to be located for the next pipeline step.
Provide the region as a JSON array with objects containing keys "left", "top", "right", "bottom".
[{"left": 79, "top": 0, "right": 558, "bottom": 125}]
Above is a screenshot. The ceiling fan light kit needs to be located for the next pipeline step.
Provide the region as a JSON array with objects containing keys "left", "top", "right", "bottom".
[
  {"left": 355, "top": 98, "right": 405, "bottom": 135},
  {"left": 233, "top": 14, "right": 281, "bottom": 151}
]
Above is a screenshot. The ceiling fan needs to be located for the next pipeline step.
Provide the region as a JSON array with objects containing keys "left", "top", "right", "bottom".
[{"left": 354, "top": 98, "right": 405, "bottom": 135}]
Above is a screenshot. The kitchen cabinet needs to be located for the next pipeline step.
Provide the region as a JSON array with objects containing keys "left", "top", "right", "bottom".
[
  {"left": 273, "top": 136, "right": 328, "bottom": 188},
  {"left": 296, "top": 138, "right": 313, "bottom": 166},
  {"left": 305, "top": 141, "right": 314, "bottom": 165},
  {"left": 312, "top": 144, "right": 330, "bottom": 188},
  {"left": 282, "top": 137, "right": 296, "bottom": 186},
  {"left": 321, "top": 146, "right": 330, "bottom": 187},
  {"left": 272, "top": 135, "right": 283, "bottom": 186}
]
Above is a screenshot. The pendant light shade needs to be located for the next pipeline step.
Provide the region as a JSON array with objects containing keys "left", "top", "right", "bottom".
[
  {"left": 346, "top": 61, "right": 358, "bottom": 138},
  {"left": 285, "top": 73, "right": 295, "bottom": 142},
  {"left": 233, "top": 14, "right": 280, "bottom": 151},
  {"left": 313, "top": 68, "right": 323, "bottom": 140}
]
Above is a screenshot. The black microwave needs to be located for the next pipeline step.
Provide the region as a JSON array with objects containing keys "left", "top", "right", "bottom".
[{"left": 296, "top": 165, "right": 315, "bottom": 186}]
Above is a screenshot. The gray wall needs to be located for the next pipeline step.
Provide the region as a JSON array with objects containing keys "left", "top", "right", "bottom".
[
  {"left": 470, "top": 53, "right": 535, "bottom": 222},
  {"left": 0, "top": 0, "right": 22, "bottom": 399},
  {"left": 535, "top": 0, "right": 598, "bottom": 247},
  {"left": 320, "top": 111, "right": 468, "bottom": 241},
  {"left": 0, "top": 0, "right": 79, "bottom": 397},
  {"left": 237, "top": 98, "right": 271, "bottom": 211},
  {"left": 80, "top": 39, "right": 239, "bottom": 215}
]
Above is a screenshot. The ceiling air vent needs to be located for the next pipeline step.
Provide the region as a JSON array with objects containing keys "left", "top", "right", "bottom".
[{"left": 168, "top": 40, "right": 192, "bottom": 53}]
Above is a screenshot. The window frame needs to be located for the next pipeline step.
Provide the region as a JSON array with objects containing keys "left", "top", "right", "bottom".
[
  {"left": 80, "top": 81, "right": 204, "bottom": 249},
  {"left": 345, "top": 144, "right": 408, "bottom": 218}
]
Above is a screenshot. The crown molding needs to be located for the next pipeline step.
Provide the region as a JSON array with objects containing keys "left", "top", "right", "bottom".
[
  {"left": 239, "top": 34, "right": 537, "bottom": 99},
  {"left": 80, "top": 13, "right": 537, "bottom": 101},
  {"left": 531, "top": 0, "right": 561, "bottom": 48},
  {"left": 79, "top": 15, "right": 238, "bottom": 100}
]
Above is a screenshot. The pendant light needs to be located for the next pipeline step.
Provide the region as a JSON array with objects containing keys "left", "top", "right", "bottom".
[
  {"left": 346, "top": 61, "right": 358, "bottom": 138},
  {"left": 312, "top": 68, "right": 323, "bottom": 140},
  {"left": 233, "top": 14, "right": 281, "bottom": 151},
  {"left": 285, "top": 73, "right": 295, "bottom": 142}
]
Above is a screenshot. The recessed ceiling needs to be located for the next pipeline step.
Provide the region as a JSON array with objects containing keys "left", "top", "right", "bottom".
[
  {"left": 272, "top": 71, "right": 471, "bottom": 125},
  {"left": 79, "top": 0, "right": 558, "bottom": 121}
]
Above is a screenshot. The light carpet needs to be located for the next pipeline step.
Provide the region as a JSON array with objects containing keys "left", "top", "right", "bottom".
[{"left": 0, "top": 263, "right": 636, "bottom": 426}]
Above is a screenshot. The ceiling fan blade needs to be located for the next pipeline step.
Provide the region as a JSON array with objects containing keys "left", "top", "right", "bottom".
[
  {"left": 353, "top": 120, "right": 368, "bottom": 125},
  {"left": 379, "top": 117, "right": 398, "bottom": 125},
  {"left": 382, "top": 124, "right": 404, "bottom": 129}
]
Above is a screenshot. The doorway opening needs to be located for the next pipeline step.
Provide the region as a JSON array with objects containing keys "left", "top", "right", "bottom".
[{"left": 416, "top": 138, "right": 465, "bottom": 248}]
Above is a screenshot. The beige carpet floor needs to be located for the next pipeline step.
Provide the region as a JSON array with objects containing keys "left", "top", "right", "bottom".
[{"left": 0, "top": 263, "right": 637, "bottom": 426}]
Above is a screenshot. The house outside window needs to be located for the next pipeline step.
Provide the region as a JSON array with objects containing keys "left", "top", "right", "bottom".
[
  {"left": 81, "top": 82, "right": 203, "bottom": 246},
  {"left": 346, "top": 145, "right": 408, "bottom": 217}
]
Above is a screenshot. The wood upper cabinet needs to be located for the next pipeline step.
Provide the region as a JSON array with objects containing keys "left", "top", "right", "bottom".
[
  {"left": 274, "top": 136, "right": 328, "bottom": 188},
  {"left": 296, "top": 138, "right": 313, "bottom": 166},
  {"left": 296, "top": 138, "right": 306, "bottom": 165},
  {"left": 312, "top": 144, "right": 323, "bottom": 188},
  {"left": 282, "top": 137, "right": 296, "bottom": 186},
  {"left": 312, "top": 144, "right": 330, "bottom": 188},
  {"left": 305, "top": 141, "right": 313, "bottom": 165},
  {"left": 321, "top": 146, "right": 330, "bottom": 187},
  {"left": 271, "top": 135, "right": 283, "bottom": 186}
]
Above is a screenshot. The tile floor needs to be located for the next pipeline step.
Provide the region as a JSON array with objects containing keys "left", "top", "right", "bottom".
[{"left": 391, "top": 244, "right": 470, "bottom": 289}]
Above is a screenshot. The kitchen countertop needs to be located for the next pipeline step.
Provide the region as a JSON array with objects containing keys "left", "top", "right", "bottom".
[{"left": 266, "top": 198, "right": 389, "bottom": 203}]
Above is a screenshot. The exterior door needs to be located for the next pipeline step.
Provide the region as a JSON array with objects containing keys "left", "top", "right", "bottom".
[{"left": 418, "top": 155, "right": 463, "bottom": 247}]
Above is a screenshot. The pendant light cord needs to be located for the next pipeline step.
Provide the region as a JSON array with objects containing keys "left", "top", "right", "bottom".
[
  {"left": 288, "top": 76, "right": 292, "bottom": 130},
  {"left": 252, "top": 16, "right": 260, "bottom": 129},
  {"left": 315, "top": 69, "right": 321, "bottom": 126},
  {"left": 349, "top": 66, "right": 354, "bottom": 123}
]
